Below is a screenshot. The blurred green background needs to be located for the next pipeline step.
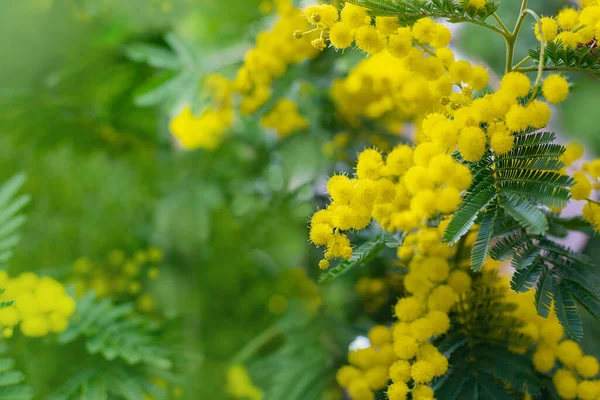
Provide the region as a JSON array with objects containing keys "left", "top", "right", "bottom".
[
  {"left": 1, "top": 0, "right": 599, "bottom": 398},
  {"left": 0, "top": 0, "right": 327, "bottom": 397}
]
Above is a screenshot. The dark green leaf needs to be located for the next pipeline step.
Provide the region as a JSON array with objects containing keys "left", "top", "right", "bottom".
[
  {"left": 470, "top": 204, "right": 497, "bottom": 271},
  {"left": 511, "top": 241, "right": 540, "bottom": 271},
  {"left": 490, "top": 232, "right": 527, "bottom": 261},
  {"left": 535, "top": 268, "right": 554, "bottom": 318},
  {"left": 510, "top": 260, "right": 542, "bottom": 293},
  {"left": 501, "top": 195, "right": 548, "bottom": 235},
  {"left": 554, "top": 279, "right": 584, "bottom": 341},
  {"left": 566, "top": 281, "right": 600, "bottom": 321},
  {"left": 477, "top": 373, "right": 510, "bottom": 400},
  {"left": 443, "top": 182, "right": 497, "bottom": 244},
  {"left": 529, "top": 40, "right": 600, "bottom": 74}
]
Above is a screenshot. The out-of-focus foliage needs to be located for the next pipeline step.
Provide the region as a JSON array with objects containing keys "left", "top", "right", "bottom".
[{"left": 0, "top": 1, "right": 332, "bottom": 398}]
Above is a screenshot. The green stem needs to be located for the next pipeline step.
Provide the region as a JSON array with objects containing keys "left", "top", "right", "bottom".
[
  {"left": 505, "top": 0, "right": 530, "bottom": 73},
  {"left": 230, "top": 325, "right": 280, "bottom": 364},
  {"left": 505, "top": 37, "right": 516, "bottom": 74},
  {"left": 523, "top": 8, "right": 546, "bottom": 104},
  {"left": 515, "top": 66, "right": 589, "bottom": 73},
  {"left": 493, "top": 13, "right": 511, "bottom": 36},
  {"left": 417, "top": 43, "right": 436, "bottom": 57},
  {"left": 455, "top": 18, "right": 511, "bottom": 39},
  {"left": 512, "top": 55, "right": 532, "bottom": 70}
]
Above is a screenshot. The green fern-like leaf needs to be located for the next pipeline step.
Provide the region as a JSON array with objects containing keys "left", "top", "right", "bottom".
[
  {"left": 501, "top": 195, "right": 548, "bottom": 235},
  {"left": 529, "top": 40, "right": 600, "bottom": 74},
  {"left": 496, "top": 170, "right": 572, "bottom": 208},
  {"left": 565, "top": 281, "right": 600, "bottom": 321},
  {"left": 438, "top": 275, "right": 541, "bottom": 398},
  {"left": 470, "top": 203, "right": 498, "bottom": 271},
  {"left": 489, "top": 232, "right": 528, "bottom": 261},
  {"left": 445, "top": 134, "right": 571, "bottom": 270},
  {"left": 510, "top": 240, "right": 540, "bottom": 271},
  {"left": 447, "top": 129, "right": 598, "bottom": 337},
  {"left": 0, "top": 343, "right": 33, "bottom": 400},
  {"left": 499, "top": 231, "right": 600, "bottom": 337},
  {"left": 443, "top": 180, "right": 497, "bottom": 244},
  {"left": 59, "top": 292, "right": 172, "bottom": 370},
  {"left": 249, "top": 304, "right": 333, "bottom": 400},
  {"left": 538, "top": 238, "right": 595, "bottom": 269},
  {"left": 546, "top": 214, "right": 594, "bottom": 235},
  {"left": 0, "top": 174, "right": 30, "bottom": 265},
  {"left": 318, "top": 234, "right": 391, "bottom": 283},
  {"left": 45, "top": 365, "right": 169, "bottom": 400},
  {"left": 553, "top": 279, "right": 584, "bottom": 341},
  {"left": 510, "top": 259, "right": 542, "bottom": 293},
  {"left": 534, "top": 268, "right": 554, "bottom": 318},
  {"left": 45, "top": 369, "right": 98, "bottom": 400},
  {"left": 476, "top": 345, "right": 542, "bottom": 395},
  {"left": 346, "top": 0, "right": 500, "bottom": 25},
  {"left": 433, "top": 364, "right": 469, "bottom": 400},
  {"left": 476, "top": 372, "right": 511, "bottom": 400}
]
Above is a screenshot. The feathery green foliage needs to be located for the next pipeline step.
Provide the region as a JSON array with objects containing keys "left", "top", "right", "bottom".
[
  {"left": 346, "top": 0, "right": 500, "bottom": 26},
  {"left": 45, "top": 365, "right": 170, "bottom": 400},
  {"left": 0, "top": 342, "right": 33, "bottom": 400},
  {"left": 126, "top": 32, "right": 209, "bottom": 109},
  {"left": 444, "top": 133, "right": 573, "bottom": 278},
  {"left": 488, "top": 224, "right": 600, "bottom": 340},
  {"left": 436, "top": 276, "right": 540, "bottom": 399},
  {"left": 318, "top": 233, "right": 395, "bottom": 283},
  {"left": 59, "top": 292, "right": 172, "bottom": 369},
  {"left": 249, "top": 305, "right": 335, "bottom": 400},
  {"left": 529, "top": 40, "right": 600, "bottom": 74},
  {"left": 0, "top": 174, "right": 30, "bottom": 266}
]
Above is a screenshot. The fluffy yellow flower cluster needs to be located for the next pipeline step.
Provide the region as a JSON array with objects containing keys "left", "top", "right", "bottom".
[
  {"left": 553, "top": 141, "right": 600, "bottom": 231},
  {"left": 335, "top": 223, "right": 480, "bottom": 400},
  {"left": 419, "top": 70, "right": 565, "bottom": 164},
  {"left": 335, "top": 322, "right": 446, "bottom": 400},
  {"left": 226, "top": 364, "right": 263, "bottom": 400},
  {"left": 170, "top": 0, "right": 317, "bottom": 150},
  {"left": 508, "top": 289, "right": 600, "bottom": 400},
  {"left": 0, "top": 272, "right": 75, "bottom": 338},
  {"left": 260, "top": 99, "right": 309, "bottom": 138},
  {"left": 234, "top": 1, "right": 319, "bottom": 115},
  {"left": 70, "top": 247, "right": 163, "bottom": 313},
  {"left": 581, "top": 154, "right": 600, "bottom": 230},
  {"left": 302, "top": 3, "right": 488, "bottom": 131},
  {"left": 563, "top": 143, "right": 593, "bottom": 202},
  {"left": 535, "top": 1, "right": 600, "bottom": 51},
  {"left": 309, "top": 144, "right": 471, "bottom": 269},
  {"left": 170, "top": 75, "right": 234, "bottom": 150},
  {"left": 330, "top": 51, "right": 452, "bottom": 131},
  {"left": 303, "top": 3, "right": 452, "bottom": 54},
  {"left": 397, "top": 222, "right": 474, "bottom": 300}
]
